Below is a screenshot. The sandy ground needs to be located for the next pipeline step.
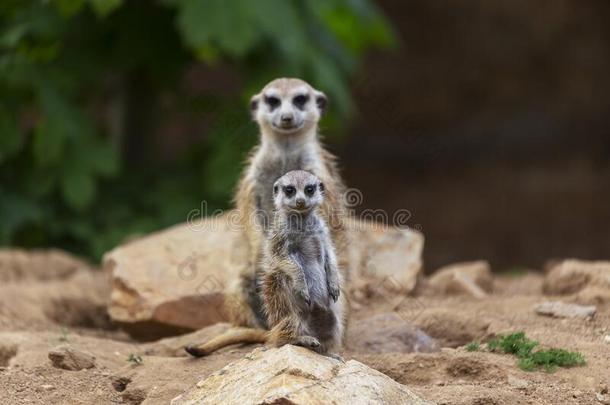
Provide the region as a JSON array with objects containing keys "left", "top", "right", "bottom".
[{"left": 1, "top": 252, "right": 609, "bottom": 404}]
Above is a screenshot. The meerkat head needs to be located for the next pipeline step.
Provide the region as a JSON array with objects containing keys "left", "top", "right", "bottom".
[
  {"left": 250, "top": 78, "right": 327, "bottom": 136},
  {"left": 273, "top": 170, "right": 325, "bottom": 214}
]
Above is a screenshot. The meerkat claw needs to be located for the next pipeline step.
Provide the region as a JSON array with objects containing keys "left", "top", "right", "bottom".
[
  {"left": 297, "top": 288, "right": 311, "bottom": 307},
  {"left": 329, "top": 285, "right": 340, "bottom": 302}
]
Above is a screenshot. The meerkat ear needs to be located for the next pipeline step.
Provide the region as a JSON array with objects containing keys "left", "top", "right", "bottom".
[
  {"left": 318, "top": 182, "right": 325, "bottom": 193},
  {"left": 315, "top": 91, "right": 327, "bottom": 116},
  {"left": 250, "top": 94, "right": 260, "bottom": 119},
  {"left": 273, "top": 184, "right": 279, "bottom": 195}
]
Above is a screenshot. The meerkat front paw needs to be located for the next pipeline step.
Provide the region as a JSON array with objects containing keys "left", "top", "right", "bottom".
[
  {"left": 295, "top": 335, "right": 320, "bottom": 349},
  {"left": 328, "top": 283, "right": 340, "bottom": 302}
]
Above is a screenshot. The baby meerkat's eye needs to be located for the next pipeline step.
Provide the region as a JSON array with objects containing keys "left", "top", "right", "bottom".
[
  {"left": 304, "top": 184, "right": 316, "bottom": 196},
  {"left": 265, "top": 96, "right": 280, "bottom": 110},
  {"left": 284, "top": 185, "right": 296, "bottom": 197},
  {"left": 293, "top": 94, "right": 309, "bottom": 109}
]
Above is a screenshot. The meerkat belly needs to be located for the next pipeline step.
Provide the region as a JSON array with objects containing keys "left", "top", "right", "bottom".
[
  {"left": 288, "top": 236, "right": 328, "bottom": 306},
  {"left": 302, "top": 260, "right": 328, "bottom": 307},
  {"left": 300, "top": 258, "right": 337, "bottom": 341}
]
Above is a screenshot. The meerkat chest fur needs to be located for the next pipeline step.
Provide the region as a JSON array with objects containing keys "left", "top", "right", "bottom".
[{"left": 281, "top": 215, "right": 330, "bottom": 306}]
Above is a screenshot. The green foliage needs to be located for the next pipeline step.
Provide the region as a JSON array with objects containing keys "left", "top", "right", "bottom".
[
  {"left": 126, "top": 353, "right": 143, "bottom": 365},
  {"left": 486, "top": 332, "right": 586, "bottom": 372},
  {"left": 517, "top": 349, "right": 586, "bottom": 372},
  {"left": 465, "top": 342, "right": 480, "bottom": 352},
  {"left": 0, "top": 0, "right": 393, "bottom": 259},
  {"left": 487, "top": 332, "right": 539, "bottom": 358}
]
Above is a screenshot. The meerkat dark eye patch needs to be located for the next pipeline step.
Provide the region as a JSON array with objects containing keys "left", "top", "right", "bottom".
[
  {"left": 304, "top": 184, "right": 316, "bottom": 196},
  {"left": 284, "top": 185, "right": 296, "bottom": 197},
  {"left": 293, "top": 94, "right": 309, "bottom": 110},
  {"left": 264, "top": 96, "right": 280, "bottom": 110}
]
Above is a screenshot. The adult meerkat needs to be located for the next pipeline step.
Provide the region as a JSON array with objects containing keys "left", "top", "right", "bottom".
[
  {"left": 186, "top": 171, "right": 346, "bottom": 356},
  {"left": 224, "top": 78, "right": 350, "bottom": 329}
]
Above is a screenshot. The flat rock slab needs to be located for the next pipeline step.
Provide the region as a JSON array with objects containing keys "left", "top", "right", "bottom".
[
  {"left": 347, "top": 313, "right": 439, "bottom": 353},
  {"left": 171, "top": 345, "right": 432, "bottom": 405},
  {"left": 534, "top": 301, "right": 597, "bottom": 318},
  {"left": 104, "top": 212, "right": 423, "bottom": 339}
]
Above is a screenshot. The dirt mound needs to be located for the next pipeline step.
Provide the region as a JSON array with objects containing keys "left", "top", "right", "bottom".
[{"left": 0, "top": 250, "right": 117, "bottom": 336}]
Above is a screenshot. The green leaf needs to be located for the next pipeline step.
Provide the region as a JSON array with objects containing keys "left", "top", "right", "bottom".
[
  {"left": 55, "top": 0, "right": 86, "bottom": 17},
  {"left": 248, "top": 0, "right": 306, "bottom": 66},
  {"left": 33, "top": 86, "right": 74, "bottom": 165},
  {"left": 79, "top": 135, "right": 119, "bottom": 177},
  {"left": 89, "top": 0, "right": 124, "bottom": 17},
  {"left": 60, "top": 168, "right": 95, "bottom": 210},
  {"left": 0, "top": 191, "right": 44, "bottom": 244},
  {"left": 0, "top": 24, "right": 29, "bottom": 49},
  {"left": 176, "top": 0, "right": 260, "bottom": 57}
]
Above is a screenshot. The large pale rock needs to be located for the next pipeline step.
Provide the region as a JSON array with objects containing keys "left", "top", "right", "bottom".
[
  {"left": 171, "top": 345, "right": 432, "bottom": 405},
  {"left": 104, "top": 214, "right": 247, "bottom": 339},
  {"left": 104, "top": 212, "right": 423, "bottom": 338},
  {"left": 349, "top": 220, "right": 424, "bottom": 294},
  {"left": 543, "top": 259, "right": 610, "bottom": 295},
  {"left": 427, "top": 260, "right": 492, "bottom": 298}
]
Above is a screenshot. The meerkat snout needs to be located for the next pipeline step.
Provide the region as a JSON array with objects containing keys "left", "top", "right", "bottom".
[
  {"left": 250, "top": 78, "right": 327, "bottom": 134},
  {"left": 273, "top": 170, "right": 324, "bottom": 213}
]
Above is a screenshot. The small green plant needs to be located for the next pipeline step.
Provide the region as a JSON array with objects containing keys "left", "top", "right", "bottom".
[
  {"left": 518, "top": 348, "right": 586, "bottom": 372},
  {"left": 58, "top": 327, "right": 70, "bottom": 343},
  {"left": 486, "top": 332, "right": 585, "bottom": 372},
  {"left": 465, "top": 342, "right": 480, "bottom": 352},
  {"left": 126, "top": 354, "right": 143, "bottom": 365},
  {"left": 487, "top": 332, "right": 539, "bottom": 358}
]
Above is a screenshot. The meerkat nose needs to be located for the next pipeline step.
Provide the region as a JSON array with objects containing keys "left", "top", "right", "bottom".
[
  {"left": 296, "top": 198, "right": 305, "bottom": 208},
  {"left": 281, "top": 113, "right": 294, "bottom": 123}
]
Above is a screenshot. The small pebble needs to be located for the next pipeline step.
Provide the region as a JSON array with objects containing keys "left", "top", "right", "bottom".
[{"left": 597, "top": 392, "right": 610, "bottom": 404}]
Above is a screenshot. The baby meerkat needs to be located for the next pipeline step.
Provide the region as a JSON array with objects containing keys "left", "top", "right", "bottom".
[
  {"left": 261, "top": 170, "right": 345, "bottom": 354},
  {"left": 185, "top": 170, "right": 346, "bottom": 357}
]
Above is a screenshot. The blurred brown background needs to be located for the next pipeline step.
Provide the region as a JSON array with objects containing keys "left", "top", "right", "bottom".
[{"left": 339, "top": 0, "right": 610, "bottom": 271}]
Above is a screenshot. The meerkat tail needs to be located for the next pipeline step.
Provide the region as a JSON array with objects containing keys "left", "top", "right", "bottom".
[{"left": 184, "top": 327, "right": 268, "bottom": 357}]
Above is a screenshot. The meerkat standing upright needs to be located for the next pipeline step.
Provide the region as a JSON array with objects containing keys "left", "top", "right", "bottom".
[
  {"left": 186, "top": 171, "right": 346, "bottom": 357},
  {"left": 185, "top": 79, "right": 350, "bottom": 356},
  {"left": 223, "top": 78, "right": 350, "bottom": 329},
  {"left": 262, "top": 170, "right": 345, "bottom": 355}
]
